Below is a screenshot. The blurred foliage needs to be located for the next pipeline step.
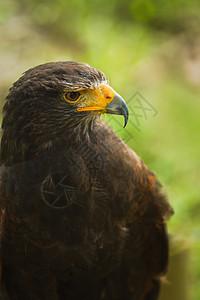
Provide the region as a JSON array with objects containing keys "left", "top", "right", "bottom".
[{"left": 1, "top": 0, "right": 200, "bottom": 299}]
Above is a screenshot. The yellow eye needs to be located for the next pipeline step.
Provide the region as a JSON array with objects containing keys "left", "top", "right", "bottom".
[{"left": 64, "top": 91, "right": 81, "bottom": 102}]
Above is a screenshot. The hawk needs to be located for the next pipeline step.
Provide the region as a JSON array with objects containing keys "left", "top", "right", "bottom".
[{"left": 0, "top": 61, "right": 173, "bottom": 299}]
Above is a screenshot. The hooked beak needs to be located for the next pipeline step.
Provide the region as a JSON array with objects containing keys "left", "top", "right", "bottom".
[
  {"left": 106, "top": 93, "right": 129, "bottom": 128},
  {"left": 76, "top": 84, "right": 129, "bottom": 127}
]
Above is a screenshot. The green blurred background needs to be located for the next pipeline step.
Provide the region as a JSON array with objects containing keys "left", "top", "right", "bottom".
[{"left": 1, "top": 0, "right": 200, "bottom": 299}]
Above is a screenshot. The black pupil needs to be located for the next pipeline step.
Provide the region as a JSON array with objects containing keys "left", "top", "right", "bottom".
[{"left": 69, "top": 92, "right": 79, "bottom": 100}]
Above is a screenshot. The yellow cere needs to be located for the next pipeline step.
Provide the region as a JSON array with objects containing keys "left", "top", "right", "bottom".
[{"left": 77, "top": 84, "right": 115, "bottom": 112}]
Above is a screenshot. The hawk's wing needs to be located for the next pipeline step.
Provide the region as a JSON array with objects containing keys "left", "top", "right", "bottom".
[{"left": 93, "top": 120, "right": 173, "bottom": 299}]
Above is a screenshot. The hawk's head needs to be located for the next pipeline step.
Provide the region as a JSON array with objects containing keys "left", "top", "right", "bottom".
[{"left": 1, "top": 61, "right": 128, "bottom": 164}]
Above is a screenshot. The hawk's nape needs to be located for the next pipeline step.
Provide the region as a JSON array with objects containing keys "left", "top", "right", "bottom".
[{"left": 0, "top": 61, "right": 173, "bottom": 300}]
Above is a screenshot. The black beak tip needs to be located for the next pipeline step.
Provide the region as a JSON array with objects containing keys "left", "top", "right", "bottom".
[
  {"left": 123, "top": 119, "right": 127, "bottom": 128},
  {"left": 123, "top": 110, "right": 129, "bottom": 128}
]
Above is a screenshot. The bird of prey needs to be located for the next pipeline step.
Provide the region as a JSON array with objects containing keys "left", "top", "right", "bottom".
[{"left": 0, "top": 61, "right": 173, "bottom": 300}]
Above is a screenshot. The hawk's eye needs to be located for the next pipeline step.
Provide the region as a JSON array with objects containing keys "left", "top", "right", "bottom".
[{"left": 64, "top": 91, "right": 80, "bottom": 102}]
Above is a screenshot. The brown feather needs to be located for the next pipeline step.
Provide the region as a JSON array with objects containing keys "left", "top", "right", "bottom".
[{"left": 0, "top": 61, "right": 173, "bottom": 299}]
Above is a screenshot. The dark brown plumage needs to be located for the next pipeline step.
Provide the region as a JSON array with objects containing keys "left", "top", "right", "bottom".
[{"left": 0, "top": 61, "right": 173, "bottom": 299}]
